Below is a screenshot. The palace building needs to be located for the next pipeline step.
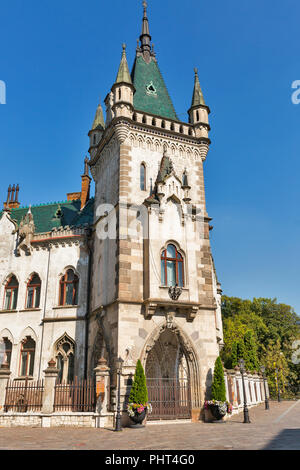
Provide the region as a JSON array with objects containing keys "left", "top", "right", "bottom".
[{"left": 0, "top": 2, "right": 224, "bottom": 421}]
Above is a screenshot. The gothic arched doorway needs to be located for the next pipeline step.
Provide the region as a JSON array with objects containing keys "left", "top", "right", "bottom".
[{"left": 144, "top": 323, "right": 200, "bottom": 420}]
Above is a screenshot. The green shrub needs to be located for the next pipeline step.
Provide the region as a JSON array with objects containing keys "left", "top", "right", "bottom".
[
  {"left": 128, "top": 359, "right": 148, "bottom": 405},
  {"left": 211, "top": 356, "right": 226, "bottom": 402}
]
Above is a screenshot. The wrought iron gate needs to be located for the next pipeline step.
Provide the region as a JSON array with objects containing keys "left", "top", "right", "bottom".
[{"left": 146, "top": 378, "right": 191, "bottom": 420}]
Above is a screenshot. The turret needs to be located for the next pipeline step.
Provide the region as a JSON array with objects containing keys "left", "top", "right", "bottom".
[
  {"left": 111, "top": 44, "right": 135, "bottom": 119},
  {"left": 188, "top": 68, "right": 210, "bottom": 140},
  {"left": 88, "top": 100, "right": 105, "bottom": 159}
]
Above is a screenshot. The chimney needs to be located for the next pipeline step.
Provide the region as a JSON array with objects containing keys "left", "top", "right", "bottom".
[
  {"left": 80, "top": 157, "right": 91, "bottom": 210},
  {"left": 4, "top": 184, "right": 20, "bottom": 210}
]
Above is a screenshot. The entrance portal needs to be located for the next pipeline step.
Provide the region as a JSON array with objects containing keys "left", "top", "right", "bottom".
[{"left": 145, "top": 328, "right": 193, "bottom": 420}]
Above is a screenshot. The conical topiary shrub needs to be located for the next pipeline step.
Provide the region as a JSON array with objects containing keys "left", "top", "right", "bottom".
[
  {"left": 128, "top": 359, "right": 148, "bottom": 405},
  {"left": 211, "top": 356, "right": 226, "bottom": 402}
]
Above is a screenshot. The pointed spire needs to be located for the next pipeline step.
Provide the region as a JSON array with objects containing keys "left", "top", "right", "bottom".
[
  {"left": 139, "top": 1, "right": 152, "bottom": 61},
  {"left": 115, "top": 44, "right": 133, "bottom": 85},
  {"left": 191, "top": 68, "right": 206, "bottom": 107},
  {"left": 92, "top": 100, "right": 105, "bottom": 130}
]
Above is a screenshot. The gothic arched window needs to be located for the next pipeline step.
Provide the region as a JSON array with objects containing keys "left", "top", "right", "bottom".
[
  {"left": 161, "top": 244, "right": 184, "bottom": 287},
  {"left": 4, "top": 275, "right": 19, "bottom": 310},
  {"left": 0, "top": 337, "right": 12, "bottom": 368},
  {"left": 55, "top": 335, "right": 75, "bottom": 383},
  {"left": 19, "top": 336, "right": 35, "bottom": 377},
  {"left": 26, "top": 274, "right": 41, "bottom": 309},
  {"left": 59, "top": 269, "right": 79, "bottom": 306},
  {"left": 140, "top": 163, "right": 146, "bottom": 191}
]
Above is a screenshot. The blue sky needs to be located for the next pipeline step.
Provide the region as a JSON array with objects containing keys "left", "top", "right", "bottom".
[{"left": 0, "top": 0, "right": 299, "bottom": 313}]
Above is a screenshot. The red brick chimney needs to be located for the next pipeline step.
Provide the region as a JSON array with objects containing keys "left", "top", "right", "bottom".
[
  {"left": 3, "top": 184, "right": 20, "bottom": 210},
  {"left": 80, "top": 157, "right": 91, "bottom": 210},
  {"left": 66, "top": 157, "right": 91, "bottom": 209}
]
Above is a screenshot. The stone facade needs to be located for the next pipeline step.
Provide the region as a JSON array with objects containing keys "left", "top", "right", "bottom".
[{"left": 0, "top": 4, "right": 225, "bottom": 424}]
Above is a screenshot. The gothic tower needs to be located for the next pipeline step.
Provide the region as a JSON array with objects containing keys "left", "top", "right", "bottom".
[{"left": 88, "top": 1, "right": 223, "bottom": 421}]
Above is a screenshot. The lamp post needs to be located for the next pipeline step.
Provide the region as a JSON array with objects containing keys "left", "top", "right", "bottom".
[
  {"left": 114, "top": 357, "right": 124, "bottom": 432},
  {"left": 275, "top": 367, "right": 281, "bottom": 403},
  {"left": 261, "top": 366, "right": 269, "bottom": 410},
  {"left": 239, "top": 358, "right": 251, "bottom": 423}
]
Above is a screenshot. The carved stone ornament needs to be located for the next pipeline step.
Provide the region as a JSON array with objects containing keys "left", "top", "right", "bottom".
[
  {"left": 17, "top": 207, "right": 35, "bottom": 255},
  {"left": 168, "top": 284, "right": 182, "bottom": 301},
  {"left": 114, "top": 122, "right": 129, "bottom": 144}
]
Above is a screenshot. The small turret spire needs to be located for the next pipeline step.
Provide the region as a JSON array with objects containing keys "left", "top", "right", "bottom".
[
  {"left": 191, "top": 68, "right": 206, "bottom": 107},
  {"left": 139, "top": 1, "right": 152, "bottom": 62},
  {"left": 115, "top": 44, "right": 133, "bottom": 85},
  {"left": 91, "top": 99, "right": 105, "bottom": 130}
]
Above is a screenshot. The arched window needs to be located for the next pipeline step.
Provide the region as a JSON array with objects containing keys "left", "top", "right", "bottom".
[
  {"left": 0, "top": 338, "right": 12, "bottom": 368},
  {"left": 196, "top": 110, "right": 199, "bottom": 121},
  {"left": 20, "top": 336, "right": 35, "bottom": 377},
  {"left": 140, "top": 163, "right": 146, "bottom": 191},
  {"left": 170, "top": 122, "right": 175, "bottom": 131},
  {"left": 152, "top": 118, "right": 156, "bottom": 126},
  {"left": 161, "top": 244, "right": 184, "bottom": 287},
  {"left": 4, "top": 275, "right": 18, "bottom": 310},
  {"left": 59, "top": 269, "right": 79, "bottom": 306},
  {"left": 55, "top": 335, "right": 75, "bottom": 383},
  {"left": 161, "top": 120, "right": 166, "bottom": 129},
  {"left": 142, "top": 115, "right": 147, "bottom": 124},
  {"left": 26, "top": 274, "right": 41, "bottom": 309}
]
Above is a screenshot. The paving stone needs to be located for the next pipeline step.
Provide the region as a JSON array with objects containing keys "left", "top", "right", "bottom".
[{"left": 0, "top": 401, "right": 299, "bottom": 450}]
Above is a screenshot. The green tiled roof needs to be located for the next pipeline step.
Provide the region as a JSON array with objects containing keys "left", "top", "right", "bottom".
[
  {"left": 131, "top": 56, "right": 178, "bottom": 121},
  {"left": 0, "top": 198, "right": 94, "bottom": 234}
]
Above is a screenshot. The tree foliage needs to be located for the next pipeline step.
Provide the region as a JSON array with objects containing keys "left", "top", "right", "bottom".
[
  {"left": 211, "top": 356, "right": 227, "bottom": 402},
  {"left": 129, "top": 360, "right": 149, "bottom": 405},
  {"left": 221, "top": 296, "right": 300, "bottom": 398}
]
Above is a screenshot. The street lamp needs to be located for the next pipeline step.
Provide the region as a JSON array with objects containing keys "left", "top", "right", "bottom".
[
  {"left": 260, "top": 366, "right": 269, "bottom": 410},
  {"left": 114, "top": 356, "right": 124, "bottom": 432},
  {"left": 239, "top": 358, "right": 251, "bottom": 423},
  {"left": 275, "top": 367, "right": 281, "bottom": 403}
]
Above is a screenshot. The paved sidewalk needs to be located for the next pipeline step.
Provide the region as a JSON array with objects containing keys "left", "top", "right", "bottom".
[{"left": 0, "top": 400, "right": 299, "bottom": 450}]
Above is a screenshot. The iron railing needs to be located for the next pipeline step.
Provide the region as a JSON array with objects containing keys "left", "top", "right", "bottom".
[
  {"left": 54, "top": 377, "right": 96, "bottom": 412},
  {"left": 146, "top": 378, "right": 191, "bottom": 420},
  {"left": 4, "top": 378, "right": 44, "bottom": 412}
]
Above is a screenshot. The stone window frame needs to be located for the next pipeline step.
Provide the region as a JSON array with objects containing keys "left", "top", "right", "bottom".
[
  {"left": 19, "top": 336, "right": 36, "bottom": 377},
  {"left": 54, "top": 333, "right": 75, "bottom": 384},
  {"left": 140, "top": 162, "right": 147, "bottom": 191},
  {"left": 3, "top": 274, "right": 19, "bottom": 311},
  {"left": 25, "top": 273, "right": 41, "bottom": 309},
  {"left": 160, "top": 241, "right": 185, "bottom": 288},
  {"left": 58, "top": 267, "right": 79, "bottom": 307}
]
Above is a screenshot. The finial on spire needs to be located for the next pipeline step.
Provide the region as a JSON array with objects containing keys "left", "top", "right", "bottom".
[{"left": 194, "top": 67, "right": 198, "bottom": 75}]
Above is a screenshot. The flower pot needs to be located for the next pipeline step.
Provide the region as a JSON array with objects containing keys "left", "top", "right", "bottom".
[
  {"left": 210, "top": 404, "right": 227, "bottom": 421},
  {"left": 130, "top": 408, "right": 147, "bottom": 425}
]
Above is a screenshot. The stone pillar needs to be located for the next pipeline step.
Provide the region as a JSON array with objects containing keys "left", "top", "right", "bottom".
[
  {"left": 42, "top": 359, "right": 59, "bottom": 414},
  {"left": 0, "top": 362, "right": 11, "bottom": 412},
  {"left": 94, "top": 357, "right": 110, "bottom": 414}
]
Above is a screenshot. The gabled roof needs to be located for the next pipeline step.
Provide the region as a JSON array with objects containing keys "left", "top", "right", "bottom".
[
  {"left": 131, "top": 55, "right": 178, "bottom": 121},
  {"left": 0, "top": 198, "right": 94, "bottom": 234}
]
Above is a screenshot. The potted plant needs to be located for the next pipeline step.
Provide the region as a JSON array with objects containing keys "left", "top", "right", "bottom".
[
  {"left": 205, "top": 356, "right": 232, "bottom": 421},
  {"left": 127, "top": 360, "right": 152, "bottom": 426}
]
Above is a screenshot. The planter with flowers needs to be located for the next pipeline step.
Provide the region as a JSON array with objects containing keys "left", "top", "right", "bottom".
[
  {"left": 127, "top": 360, "right": 152, "bottom": 427},
  {"left": 205, "top": 357, "right": 232, "bottom": 422}
]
